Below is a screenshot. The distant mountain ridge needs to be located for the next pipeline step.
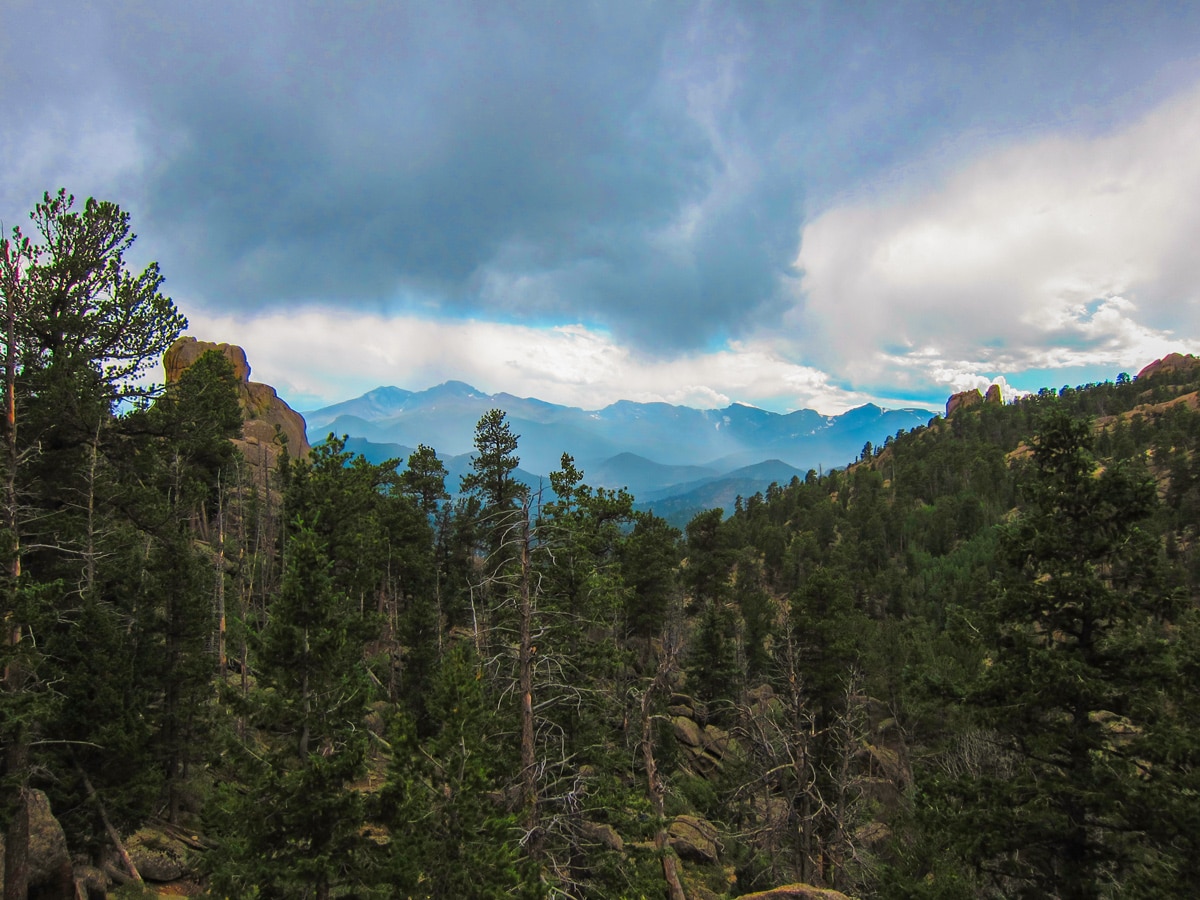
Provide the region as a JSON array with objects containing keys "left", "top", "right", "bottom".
[{"left": 304, "top": 383, "right": 933, "bottom": 522}]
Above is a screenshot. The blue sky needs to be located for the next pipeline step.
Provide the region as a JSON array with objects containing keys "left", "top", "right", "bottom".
[{"left": 3, "top": 1, "right": 1200, "bottom": 414}]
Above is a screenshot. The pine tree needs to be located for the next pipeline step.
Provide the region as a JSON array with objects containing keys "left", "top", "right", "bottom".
[
  {"left": 940, "top": 409, "right": 1185, "bottom": 897},
  {"left": 208, "top": 525, "right": 374, "bottom": 899},
  {"left": 401, "top": 443, "right": 449, "bottom": 516},
  {"left": 1, "top": 189, "right": 186, "bottom": 897},
  {"left": 376, "top": 643, "right": 541, "bottom": 900},
  {"left": 461, "top": 409, "right": 526, "bottom": 518}
]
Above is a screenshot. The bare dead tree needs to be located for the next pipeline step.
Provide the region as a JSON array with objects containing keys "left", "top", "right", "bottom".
[
  {"left": 215, "top": 470, "right": 226, "bottom": 682},
  {"left": 636, "top": 615, "right": 687, "bottom": 900},
  {"left": 730, "top": 675, "right": 820, "bottom": 888},
  {"left": 469, "top": 498, "right": 546, "bottom": 855}
]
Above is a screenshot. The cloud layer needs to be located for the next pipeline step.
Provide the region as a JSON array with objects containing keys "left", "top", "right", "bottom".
[
  {"left": 791, "top": 82, "right": 1200, "bottom": 397},
  {"left": 4, "top": 2, "right": 1200, "bottom": 412},
  {"left": 184, "top": 306, "right": 874, "bottom": 415}
]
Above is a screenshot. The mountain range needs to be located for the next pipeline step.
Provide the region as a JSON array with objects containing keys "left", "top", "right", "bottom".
[{"left": 303, "top": 382, "right": 933, "bottom": 522}]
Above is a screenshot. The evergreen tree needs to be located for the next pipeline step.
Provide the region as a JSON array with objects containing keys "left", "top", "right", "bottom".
[
  {"left": 936, "top": 409, "right": 1186, "bottom": 897},
  {"left": 376, "top": 643, "right": 541, "bottom": 899},
  {"left": 461, "top": 408, "right": 526, "bottom": 517},
  {"left": 401, "top": 443, "right": 449, "bottom": 516},
  {"left": 619, "top": 512, "right": 682, "bottom": 640},
  {"left": 208, "top": 525, "right": 374, "bottom": 899},
  {"left": 1, "top": 189, "right": 186, "bottom": 897}
]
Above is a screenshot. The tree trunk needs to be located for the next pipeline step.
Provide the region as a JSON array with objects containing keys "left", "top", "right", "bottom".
[
  {"left": 2, "top": 243, "right": 29, "bottom": 900},
  {"left": 640, "top": 639, "right": 686, "bottom": 900},
  {"left": 300, "top": 632, "right": 311, "bottom": 759},
  {"left": 518, "top": 506, "right": 539, "bottom": 853},
  {"left": 76, "top": 762, "right": 143, "bottom": 884},
  {"left": 3, "top": 779, "right": 30, "bottom": 900},
  {"left": 216, "top": 477, "right": 226, "bottom": 682}
]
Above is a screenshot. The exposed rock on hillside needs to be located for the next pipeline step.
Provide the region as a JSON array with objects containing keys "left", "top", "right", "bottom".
[
  {"left": 1137, "top": 352, "right": 1200, "bottom": 381},
  {"left": 165, "top": 337, "right": 251, "bottom": 384},
  {"left": 945, "top": 388, "right": 983, "bottom": 417},
  {"left": 668, "top": 814, "right": 720, "bottom": 863},
  {"left": 946, "top": 384, "right": 1003, "bottom": 417},
  {"left": 736, "top": 886, "right": 856, "bottom": 899},
  {"left": 0, "top": 789, "right": 74, "bottom": 897},
  {"left": 165, "top": 337, "right": 311, "bottom": 473}
]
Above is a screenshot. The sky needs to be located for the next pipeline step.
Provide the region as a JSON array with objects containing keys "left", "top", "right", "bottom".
[{"left": 3, "top": 1, "right": 1200, "bottom": 415}]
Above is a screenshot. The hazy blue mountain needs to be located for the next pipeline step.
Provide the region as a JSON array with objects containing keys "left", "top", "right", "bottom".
[
  {"left": 585, "top": 453, "right": 719, "bottom": 497},
  {"left": 304, "top": 382, "right": 934, "bottom": 511},
  {"left": 634, "top": 459, "right": 808, "bottom": 527},
  {"left": 304, "top": 386, "right": 413, "bottom": 429},
  {"left": 340, "top": 436, "right": 548, "bottom": 497},
  {"left": 340, "top": 436, "right": 415, "bottom": 464},
  {"left": 639, "top": 458, "right": 806, "bottom": 502}
]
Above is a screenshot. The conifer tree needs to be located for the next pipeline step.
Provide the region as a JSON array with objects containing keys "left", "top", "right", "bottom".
[
  {"left": 461, "top": 408, "right": 526, "bottom": 518},
  {"left": 377, "top": 643, "right": 541, "bottom": 900},
  {"left": 1, "top": 189, "right": 186, "bottom": 897},
  {"left": 401, "top": 443, "right": 449, "bottom": 516},
  {"left": 940, "top": 409, "right": 1185, "bottom": 896},
  {"left": 208, "top": 525, "right": 373, "bottom": 899}
]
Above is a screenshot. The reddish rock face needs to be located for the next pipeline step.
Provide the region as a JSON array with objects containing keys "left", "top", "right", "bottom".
[
  {"left": 163, "top": 337, "right": 311, "bottom": 469},
  {"left": 1137, "top": 352, "right": 1200, "bottom": 381},
  {"left": 985, "top": 383, "right": 1003, "bottom": 404},
  {"left": 945, "top": 388, "right": 984, "bottom": 417},
  {"left": 164, "top": 337, "right": 252, "bottom": 384}
]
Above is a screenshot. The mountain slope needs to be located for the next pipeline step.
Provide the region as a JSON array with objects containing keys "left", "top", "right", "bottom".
[{"left": 304, "top": 383, "right": 933, "bottom": 499}]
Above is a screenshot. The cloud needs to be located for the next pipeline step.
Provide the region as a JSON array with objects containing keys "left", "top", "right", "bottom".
[
  {"left": 7, "top": 1, "right": 1200, "bottom": 408},
  {"left": 181, "top": 306, "right": 880, "bottom": 415},
  {"left": 55, "top": 1, "right": 806, "bottom": 353},
  {"left": 791, "top": 80, "right": 1200, "bottom": 396}
]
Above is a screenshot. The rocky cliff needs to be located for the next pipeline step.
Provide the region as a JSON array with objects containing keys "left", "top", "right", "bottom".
[
  {"left": 945, "top": 383, "right": 1004, "bottom": 417},
  {"left": 1136, "top": 352, "right": 1200, "bottom": 381},
  {"left": 164, "top": 337, "right": 311, "bottom": 472}
]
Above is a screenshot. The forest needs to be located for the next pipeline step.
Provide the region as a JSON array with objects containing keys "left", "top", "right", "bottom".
[{"left": 2, "top": 191, "right": 1199, "bottom": 899}]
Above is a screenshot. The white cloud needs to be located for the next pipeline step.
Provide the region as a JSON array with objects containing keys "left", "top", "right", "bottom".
[
  {"left": 178, "top": 306, "right": 883, "bottom": 415},
  {"left": 790, "top": 79, "right": 1200, "bottom": 395}
]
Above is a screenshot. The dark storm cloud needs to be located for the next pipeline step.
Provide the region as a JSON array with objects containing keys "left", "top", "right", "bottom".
[
  {"left": 0, "top": 0, "right": 819, "bottom": 349},
  {"left": 4, "top": 1, "right": 1200, "bottom": 355},
  {"left": 120, "top": 0, "right": 793, "bottom": 349}
]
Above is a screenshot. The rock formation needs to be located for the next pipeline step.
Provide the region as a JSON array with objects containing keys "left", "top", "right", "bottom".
[
  {"left": 736, "top": 886, "right": 855, "bottom": 900},
  {"left": 164, "top": 337, "right": 311, "bottom": 477},
  {"left": 1136, "top": 352, "right": 1200, "bottom": 381},
  {"left": 0, "top": 789, "right": 74, "bottom": 897},
  {"left": 945, "top": 388, "right": 983, "bottom": 417},
  {"left": 667, "top": 814, "right": 720, "bottom": 863},
  {"left": 946, "top": 383, "right": 1004, "bottom": 417}
]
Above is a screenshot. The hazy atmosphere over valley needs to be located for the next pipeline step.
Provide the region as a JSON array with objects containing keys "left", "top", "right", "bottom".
[{"left": 4, "top": 1, "right": 1200, "bottom": 414}]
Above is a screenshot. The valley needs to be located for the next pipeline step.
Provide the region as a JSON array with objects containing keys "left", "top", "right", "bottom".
[{"left": 305, "top": 383, "right": 933, "bottom": 524}]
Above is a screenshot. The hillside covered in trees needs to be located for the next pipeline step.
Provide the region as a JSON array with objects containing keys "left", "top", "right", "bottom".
[{"left": 3, "top": 192, "right": 1199, "bottom": 899}]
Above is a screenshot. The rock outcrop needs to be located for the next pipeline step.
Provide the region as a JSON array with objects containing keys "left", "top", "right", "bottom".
[
  {"left": 579, "top": 821, "right": 624, "bottom": 852},
  {"left": 668, "top": 814, "right": 720, "bottom": 863},
  {"left": 1137, "top": 352, "right": 1200, "bottom": 381},
  {"left": 945, "top": 388, "right": 983, "bottom": 417},
  {"left": 164, "top": 337, "right": 252, "bottom": 384},
  {"left": 0, "top": 789, "right": 74, "bottom": 897},
  {"left": 947, "top": 383, "right": 1003, "bottom": 417},
  {"left": 736, "top": 885, "right": 856, "bottom": 900},
  {"left": 668, "top": 694, "right": 739, "bottom": 778},
  {"left": 125, "top": 826, "right": 191, "bottom": 883},
  {"left": 164, "top": 337, "right": 311, "bottom": 477}
]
